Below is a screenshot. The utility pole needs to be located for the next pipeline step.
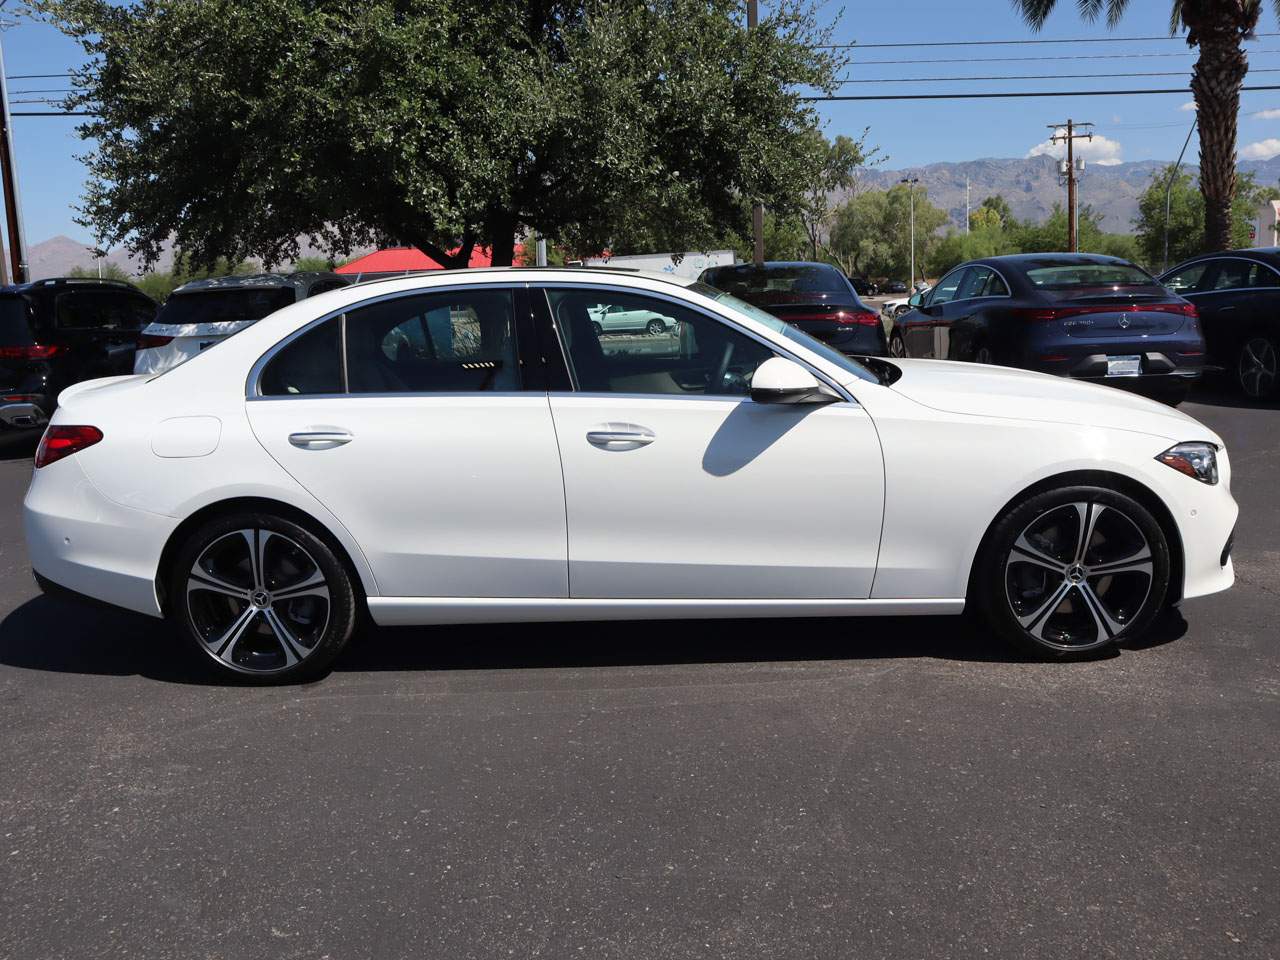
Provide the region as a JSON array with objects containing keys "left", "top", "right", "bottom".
[
  {"left": 747, "top": 0, "right": 764, "bottom": 267},
  {"left": 1048, "top": 119, "right": 1092, "bottom": 252},
  {"left": 0, "top": 33, "right": 29, "bottom": 283},
  {"left": 965, "top": 176, "right": 970, "bottom": 235},
  {"left": 899, "top": 177, "right": 919, "bottom": 286}
]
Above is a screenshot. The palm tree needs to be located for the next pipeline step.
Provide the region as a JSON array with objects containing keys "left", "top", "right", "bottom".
[{"left": 1014, "top": 0, "right": 1273, "bottom": 253}]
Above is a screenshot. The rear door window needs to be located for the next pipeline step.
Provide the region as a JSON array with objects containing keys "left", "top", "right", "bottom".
[
  {"left": 0, "top": 295, "right": 34, "bottom": 345},
  {"left": 958, "top": 267, "right": 997, "bottom": 300},
  {"left": 1209, "top": 260, "right": 1252, "bottom": 291}
]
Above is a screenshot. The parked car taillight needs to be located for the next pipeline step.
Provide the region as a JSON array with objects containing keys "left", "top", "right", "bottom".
[
  {"left": 0, "top": 344, "right": 61, "bottom": 360},
  {"left": 1013, "top": 302, "right": 1198, "bottom": 322},
  {"left": 35, "top": 425, "right": 104, "bottom": 469},
  {"left": 137, "top": 332, "right": 174, "bottom": 349},
  {"left": 834, "top": 310, "right": 882, "bottom": 327}
]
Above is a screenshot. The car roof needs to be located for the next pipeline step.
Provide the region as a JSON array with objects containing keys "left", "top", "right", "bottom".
[
  {"left": 0, "top": 276, "right": 145, "bottom": 295},
  {"left": 345, "top": 265, "right": 699, "bottom": 291},
  {"left": 973, "top": 253, "right": 1134, "bottom": 267},
  {"left": 700, "top": 261, "right": 837, "bottom": 272},
  {"left": 171, "top": 271, "right": 347, "bottom": 294},
  {"left": 1166, "top": 248, "right": 1280, "bottom": 267}
]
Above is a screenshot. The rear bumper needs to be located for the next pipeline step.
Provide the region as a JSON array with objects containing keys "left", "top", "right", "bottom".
[
  {"left": 1029, "top": 351, "right": 1204, "bottom": 390},
  {"left": 23, "top": 456, "right": 174, "bottom": 618},
  {"left": 0, "top": 398, "right": 50, "bottom": 430}
]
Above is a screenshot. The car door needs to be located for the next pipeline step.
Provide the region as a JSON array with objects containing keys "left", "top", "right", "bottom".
[
  {"left": 537, "top": 284, "right": 885, "bottom": 599},
  {"left": 245, "top": 285, "right": 569, "bottom": 599},
  {"left": 1171, "top": 258, "right": 1248, "bottom": 365},
  {"left": 917, "top": 267, "right": 969, "bottom": 358},
  {"left": 947, "top": 266, "right": 1006, "bottom": 360}
]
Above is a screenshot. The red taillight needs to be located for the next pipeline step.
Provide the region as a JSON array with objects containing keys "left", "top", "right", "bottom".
[
  {"left": 837, "top": 310, "right": 882, "bottom": 327},
  {"left": 0, "top": 344, "right": 60, "bottom": 360},
  {"left": 1013, "top": 301, "right": 1197, "bottom": 322},
  {"left": 136, "top": 332, "right": 173, "bottom": 349},
  {"left": 35, "top": 425, "right": 103, "bottom": 469}
]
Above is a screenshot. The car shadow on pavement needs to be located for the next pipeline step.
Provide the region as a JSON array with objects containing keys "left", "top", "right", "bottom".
[
  {"left": 0, "top": 592, "right": 1189, "bottom": 683},
  {"left": 0, "top": 433, "right": 39, "bottom": 462}
]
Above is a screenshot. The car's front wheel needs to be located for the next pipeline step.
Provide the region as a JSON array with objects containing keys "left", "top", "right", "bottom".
[
  {"left": 169, "top": 512, "right": 359, "bottom": 683},
  {"left": 646, "top": 319, "right": 666, "bottom": 336},
  {"left": 1237, "top": 334, "right": 1277, "bottom": 399},
  {"left": 975, "top": 486, "right": 1171, "bottom": 659}
]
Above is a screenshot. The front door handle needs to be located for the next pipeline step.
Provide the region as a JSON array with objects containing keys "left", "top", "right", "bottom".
[
  {"left": 289, "top": 430, "right": 353, "bottom": 449},
  {"left": 586, "top": 423, "right": 655, "bottom": 450}
]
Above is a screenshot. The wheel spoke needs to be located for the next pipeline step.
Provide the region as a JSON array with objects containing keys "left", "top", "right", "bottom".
[
  {"left": 1018, "top": 577, "right": 1074, "bottom": 635},
  {"left": 187, "top": 569, "right": 251, "bottom": 600},
  {"left": 1072, "top": 502, "right": 1102, "bottom": 565},
  {"left": 208, "top": 605, "right": 258, "bottom": 661},
  {"left": 1089, "top": 551, "right": 1153, "bottom": 578},
  {"left": 263, "top": 608, "right": 304, "bottom": 666},
  {"left": 1011, "top": 534, "right": 1068, "bottom": 573},
  {"left": 1076, "top": 581, "right": 1127, "bottom": 641},
  {"left": 272, "top": 569, "right": 328, "bottom": 600},
  {"left": 238, "top": 529, "right": 264, "bottom": 589}
]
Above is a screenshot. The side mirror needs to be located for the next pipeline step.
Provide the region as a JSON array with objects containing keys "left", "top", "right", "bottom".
[
  {"left": 750, "top": 356, "right": 838, "bottom": 405},
  {"left": 908, "top": 292, "right": 923, "bottom": 306}
]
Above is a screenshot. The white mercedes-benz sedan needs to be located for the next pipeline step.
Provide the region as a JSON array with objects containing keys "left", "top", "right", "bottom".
[{"left": 24, "top": 268, "right": 1237, "bottom": 682}]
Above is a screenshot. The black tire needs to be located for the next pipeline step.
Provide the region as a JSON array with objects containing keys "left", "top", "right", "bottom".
[
  {"left": 591, "top": 321, "right": 603, "bottom": 337},
  {"left": 646, "top": 318, "right": 666, "bottom": 336},
  {"left": 168, "top": 511, "right": 359, "bottom": 683},
  {"left": 974, "top": 485, "right": 1171, "bottom": 660},
  {"left": 889, "top": 332, "right": 907, "bottom": 358},
  {"left": 1236, "top": 334, "right": 1278, "bottom": 399},
  {"left": 1153, "top": 381, "right": 1191, "bottom": 407}
]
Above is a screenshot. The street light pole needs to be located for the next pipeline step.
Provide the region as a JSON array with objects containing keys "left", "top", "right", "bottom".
[
  {"left": 1163, "top": 115, "right": 1198, "bottom": 273},
  {"left": 900, "top": 177, "right": 919, "bottom": 286},
  {"left": 747, "top": 0, "right": 764, "bottom": 267}
]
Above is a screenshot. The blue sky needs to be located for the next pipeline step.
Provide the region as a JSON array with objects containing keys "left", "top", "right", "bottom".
[{"left": 5, "top": 0, "right": 1280, "bottom": 244}]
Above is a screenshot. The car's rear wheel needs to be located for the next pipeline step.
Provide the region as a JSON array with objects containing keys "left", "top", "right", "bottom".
[
  {"left": 646, "top": 319, "right": 666, "bottom": 336},
  {"left": 1237, "top": 334, "right": 1277, "bottom": 399},
  {"left": 169, "top": 512, "right": 358, "bottom": 683},
  {"left": 889, "top": 332, "right": 907, "bottom": 358},
  {"left": 975, "top": 486, "right": 1170, "bottom": 660}
]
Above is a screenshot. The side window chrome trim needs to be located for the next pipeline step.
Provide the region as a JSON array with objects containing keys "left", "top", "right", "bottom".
[
  {"left": 529, "top": 281, "right": 857, "bottom": 404},
  {"left": 245, "top": 281, "right": 524, "bottom": 399}
]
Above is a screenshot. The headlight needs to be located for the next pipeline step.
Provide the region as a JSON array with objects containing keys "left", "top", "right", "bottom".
[{"left": 1156, "top": 442, "right": 1219, "bottom": 484}]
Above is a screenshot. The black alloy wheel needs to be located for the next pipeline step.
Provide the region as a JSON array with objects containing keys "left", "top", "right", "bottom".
[
  {"left": 977, "top": 487, "right": 1170, "bottom": 659},
  {"left": 171, "top": 513, "right": 358, "bottom": 682}
]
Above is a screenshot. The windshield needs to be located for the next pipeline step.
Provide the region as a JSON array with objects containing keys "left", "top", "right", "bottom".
[
  {"left": 156, "top": 287, "right": 295, "bottom": 326},
  {"left": 688, "top": 282, "right": 878, "bottom": 384},
  {"left": 1022, "top": 261, "right": 1160, "bottom": 291}
]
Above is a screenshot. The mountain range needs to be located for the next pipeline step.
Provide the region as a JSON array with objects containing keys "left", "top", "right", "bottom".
[{"left": 12, "top": 154, "right": 1280, "bottom": 279}]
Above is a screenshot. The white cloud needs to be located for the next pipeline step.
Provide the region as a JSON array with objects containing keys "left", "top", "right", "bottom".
[
  {"left": 1241, "top": 138, "right": 1280, "bottom": 160},
  {"left": 1026, "top": 130, "right": 1124, "bottom": 166},
  {"left": 1252, "top": 108, "right": 1280, "bottom": 120},
  {"left": 1179, "top": 101, "right": 1197, "bottom": 112}
]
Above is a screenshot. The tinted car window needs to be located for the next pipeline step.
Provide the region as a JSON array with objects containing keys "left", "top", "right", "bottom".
[
  {"left": 0, "top": 294, "right": 34, "bottom": 345},
  {"left": 1023, "top": 261, "right": 1157, "bottom": 290},
  {"left": 701, "top": 264, "right": 848, "bottom": 297},
  {"left": 958, "top": 267, "right": 996, "bottom": 300},
  {"left": 1161, "top": 261, "right": 1210, "bottom": 294},
  {"left": 54, "top": 291, "right": 104, "bottom": 329},
  {"left": 345, "top": 290, "right": 518, "bottom": 393},
  {"left": 97, "top": 292, "right": 153, "bottom": 330},
  {"left": 547, "top": 289, "right": 775, "bottom": 396},
  {"left": 928, "top": 269, "right": 967, "bottom": 305},
  {"left": 1210, "top": 259, "right": 1253, "bottom": 291},
  {"left": 1248, "top": 262, "right": 1280, "bottom": 287},
  {"left": 157, "top": 288, "right": 296, "bottom": 325},
  {"left": 259, "top": 318, "right": 343, "bottom": 396}
]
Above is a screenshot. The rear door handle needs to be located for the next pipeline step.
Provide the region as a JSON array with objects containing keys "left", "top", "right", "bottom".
[
  {"left": 586, "top": 423, "right": 655, "bottom": 449},
  {"left": 288, "top": 430, "right": 353, "bottom": 449}
]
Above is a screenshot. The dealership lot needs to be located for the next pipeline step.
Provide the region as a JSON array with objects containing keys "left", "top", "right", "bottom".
[{"left": 0, "top": 386, "right": 1277, "bottom": 959}]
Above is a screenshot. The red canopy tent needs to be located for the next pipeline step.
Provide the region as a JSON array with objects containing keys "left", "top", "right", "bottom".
[{"left": 335, "top": 245, "right": 524, "bottom": 278}]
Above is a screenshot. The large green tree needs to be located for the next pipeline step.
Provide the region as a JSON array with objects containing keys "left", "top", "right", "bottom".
[
  {"left": 1014, "top": 0, "right": 1280, "bottom": 253},
  {"left": 39, "top": 0, "right": 841, "bottom": 269},
  {"left": 1134, "top": 167, "right": 1280, "bottom": 268},
  {"left": 828, "top": 184, "right": 947, "bottom": 281}
]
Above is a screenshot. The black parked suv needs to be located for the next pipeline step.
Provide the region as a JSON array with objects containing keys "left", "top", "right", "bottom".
[{"left": 0, "top": 277, "right": 156, "bottom": 432}]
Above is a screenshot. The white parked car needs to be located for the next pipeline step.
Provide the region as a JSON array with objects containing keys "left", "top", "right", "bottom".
[
  {"left": 587, "top": 302, "right": 676, "bottom": 335},
  {"left": 27, "top": 268, "right": 1236, "bottom": 682},
  {"left": 134, "top": 272, "right": 349, "bottom": 374},
  {"left": 884, "top": 286, "right": 930, "bottom": 319}
]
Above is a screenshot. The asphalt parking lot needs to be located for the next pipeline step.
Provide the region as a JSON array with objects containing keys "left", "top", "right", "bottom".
[{"left": 0, "top": 384, "right": 1276, "bottom": 959}]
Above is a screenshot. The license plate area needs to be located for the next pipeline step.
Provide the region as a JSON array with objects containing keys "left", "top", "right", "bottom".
[{"left": 1106, "top": 355, "right": 1142, "bottom": 377}]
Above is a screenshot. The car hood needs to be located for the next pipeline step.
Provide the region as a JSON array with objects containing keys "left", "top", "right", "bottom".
[{"left": 881, "top": 358, "right": 1220, "bottom": 444}]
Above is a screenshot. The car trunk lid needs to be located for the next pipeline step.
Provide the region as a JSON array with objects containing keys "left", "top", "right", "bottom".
[{"left": 1025, "top": 292, "right": 1194, "bottom": 339}]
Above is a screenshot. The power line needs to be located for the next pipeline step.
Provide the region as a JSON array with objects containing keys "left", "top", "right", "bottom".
[
  {"left": 834, "top": 68, "right": 1280, "bottom": 84},
  {"left": 4, "top": 73, "right": 72, "bottom": 80},
  {"left": 820, "top": 34, "right": 1280, "bottom": 49},
  {"left": 11, "top": 111, "right": 91, "bottom": 116},
  {"left": 804, "top": 84, "right": 1280, "bottom": 101}
]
